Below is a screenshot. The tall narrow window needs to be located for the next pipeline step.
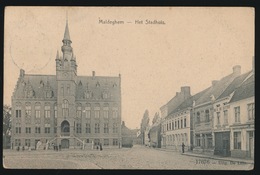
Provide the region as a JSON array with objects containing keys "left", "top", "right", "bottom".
[
  {"left": 181, "top": 119, "right": 183, "bottom": 128},
  {"left": 234, "top": 132, "right": 241, "bottom": 149},
  {"left": 35, "top": 103, "right": 41, "bottom": 124},
  {"left": 248, "top": 103, "right": 255, "bottom": 121},
  {"left": 184, "top": 118, "right": 187, "bottom": 128},
  {"left": 205, "top": 110, "right": 210, "bottom": 122},
  {"left": 76, "top": 123, "right": 82, "bottom": 133},
  {"left": 217, "top": 112, "right": 220, "bottom": 125},
  {"left": 44, "top": 104, "right": 51, "bottom": 119},
  {"left": 25, "top": 103, "right": 31, "bottom": 124},
  {"left": 94, "top": 104, "right": 100, "bottom": 119},
  {"left": 224, "top": 110, "right": 228, "bottom": 124},
  {"left": 85, "top": 103, "right": 91, "bottom": 119},
  {"left": 234, "top": 107, "right": 240, "bottom": 123},
  {"left": 113, "top": 123, "right": 118, "bottom": 133},
  {"left": 62, "top": 100, "right": 69, "bottom": 118},
  {"left": 103, "top": 104, "right": 109, "bottom": 119},
  {"left": 112, "top": 104, "right": 118, "bottom": 118},
  {"left": 86, "top": 123, "right": 91, "bottom": 133},
  {"left": 44, "top": 124, "right": 50, "bottom": 133},
  {"left": 104, "top": 123, "right": 109, "bottom": 133},
  {"left": 77, "top": 104, "right": 82, "bottom": 118},
  {"left": 95, "top": 123, "right": 100, "bottom": 133}
]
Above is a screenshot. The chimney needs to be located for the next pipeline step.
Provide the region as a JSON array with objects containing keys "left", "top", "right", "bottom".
[
  {"left": 176, "top": 92, "right": 179, "bottom": 96},
  {"left": 20, "top": 69, "right": 25, "bottom": 77},
  {"left": 212, "top": 80, "right": 218, "bottom": 86},
  {"left": 232, "top": 65, "right": 241, "bottom": 76},
  {"left": 181, "top": 86, "right": 191, "bottom": 96},
  {"left": 92, "top": 71, "right": 95, "bottom": 77}
]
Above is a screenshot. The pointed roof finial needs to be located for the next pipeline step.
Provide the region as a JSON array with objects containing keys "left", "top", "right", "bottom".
[{"left": 63, "top": 11, "right": 71, "bottom": 41}]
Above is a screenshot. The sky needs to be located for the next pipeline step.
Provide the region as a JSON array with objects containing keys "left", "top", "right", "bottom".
[{"left": 4, "top": 7, "right": 254, "bottom": 129}]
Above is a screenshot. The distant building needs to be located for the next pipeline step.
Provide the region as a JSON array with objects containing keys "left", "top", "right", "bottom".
[
  {"left": 121, "top": 121, "right": 139, "bottom": 147},
  {"left": 160, "top": 87, "right": 191, "bottom": 148},
  {"left": 163, "top": 88, "right": 207, "bottom": 151},
  {"left": 11, "top": 20, "right": 122, "bottom": 150},
  {"left": 149, "top": 115, "right": 161, "bottom": 148}
]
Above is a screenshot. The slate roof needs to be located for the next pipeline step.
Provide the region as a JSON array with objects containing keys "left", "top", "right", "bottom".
[
  {"left": 195, "top": 73, "right": 239, "bottom": 106},
  {"left": 76, "top": 76, "right": 120, "bottom": 101},
  {"left": 169, "top": 87, "right": 210, "bottom": 115},
  {"left": 13, "top": 74, "right": 57, "bottom": 99},
  {"left": 13, "top": 74, "right": 120, "bottom": 101},
  {"left": 217, "top": 71, "right": 252, "bottom": 100},
  {"left": 229, "top": 74, "right": 254, "bottom": 103}
]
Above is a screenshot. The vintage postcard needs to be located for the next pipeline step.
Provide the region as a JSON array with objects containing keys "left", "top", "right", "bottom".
[{"left": 3, "top": 7, "right": 254, "bottom": 170}]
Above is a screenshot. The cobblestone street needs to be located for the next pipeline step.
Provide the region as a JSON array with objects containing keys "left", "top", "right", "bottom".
[{"left": 3, "top": 145, "right": 253, "bottom": 170}]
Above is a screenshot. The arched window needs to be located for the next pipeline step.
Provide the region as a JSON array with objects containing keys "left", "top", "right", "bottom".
[
  {"left": 77, "top": 103, "right": 82, "bottom": 118},
  {"left": 62, "top": 100, "right": 69, "bottom": 117},
  {"left": 103, "top": 103, "right": 109, "bottom": 119},
  {"left": 35, "top": 102, "right": 41, "bottom": 119},
  {"left": 35, "top": 102, "right": 41, "bottom": 124},
  {"left": 85, "top": 103, "right": 91, "bottom": 119},
  {"left": 112, "top": 103, "right": 118, "bottom": 119},
  {"left": 94, "top": 103, "right": 100, "bottom": 119},
  {"left": 44, "top": 103, "right": 51, "bottom": 119}
]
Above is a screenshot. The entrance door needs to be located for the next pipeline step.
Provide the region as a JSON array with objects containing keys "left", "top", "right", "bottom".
[
  {"left": 222, "top": 139, "right": 230, "bottom": 157},
  {"left": 61, "top": 139, "right": 69, "bottom": 149}
]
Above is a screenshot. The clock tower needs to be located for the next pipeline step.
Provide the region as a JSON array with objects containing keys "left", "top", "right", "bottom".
[{"left": 55, "top": 19, "right": 78, "bottom": 147}]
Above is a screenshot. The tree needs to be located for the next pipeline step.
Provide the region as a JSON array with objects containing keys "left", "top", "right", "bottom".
[
  {"left": 140, "top": 110, "right": 150, "bottom": 145},
  {"left": 152, "top": 112, "right": 160, "bottom": 125},
  {"left": 3, "top": 105, "right": 12, "bottom": 149}
]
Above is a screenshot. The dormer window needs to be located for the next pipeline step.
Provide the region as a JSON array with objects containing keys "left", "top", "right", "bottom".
[
  {"left": 46, "top": 90, "right": 53, "bottom": 98},
  {"left": 96, "top": 82, "right": 100, "bottom": 87},
  {"left": 85, "top": 91, "right": 92, "bottom": 99}
]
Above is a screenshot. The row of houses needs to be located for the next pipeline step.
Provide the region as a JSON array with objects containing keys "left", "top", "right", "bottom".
[{"left": 149, "top": 63, "right": 254, "bottom": 159}]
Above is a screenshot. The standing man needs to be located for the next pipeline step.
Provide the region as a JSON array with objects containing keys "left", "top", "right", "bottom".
[{"left": 182, "top": 142, "right": 185, "bottom": 153}]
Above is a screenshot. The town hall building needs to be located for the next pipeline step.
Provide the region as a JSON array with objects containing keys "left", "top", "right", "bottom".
[{"left": 11, "top": 20, "right": 122, "bottom": 149}]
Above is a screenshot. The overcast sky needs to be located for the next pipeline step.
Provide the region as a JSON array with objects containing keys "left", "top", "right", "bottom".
[{"left": 4, "top": 7, "right": 254, "bottom": 129}]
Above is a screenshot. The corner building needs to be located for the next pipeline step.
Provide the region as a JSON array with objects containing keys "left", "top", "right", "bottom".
[{"left": 11, "top": 20, "right": 122, "bottom": 149}]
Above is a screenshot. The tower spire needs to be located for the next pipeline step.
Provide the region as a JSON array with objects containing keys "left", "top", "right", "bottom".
[{"left": 63, "top": 12, "right": 71, "bottom": 42}]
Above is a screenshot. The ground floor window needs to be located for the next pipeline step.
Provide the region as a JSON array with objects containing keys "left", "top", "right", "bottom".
[
  {"left": 234, "top": 132, "right": 241, "bottom": 149},
  {"left": 76, "top": 123, "right": 82, "bottom": 133},
  {"left": 45, "top": 127, "right": 50, "bottom": 133},
  {"left": 25, "top": 139, "right": 31, "bottom": 147},
  {"left": 94, "top": 139, "right": 100, "bottom": 146},
  {"left": 35, "top": 127, "right": 41, "bottom": 133},
  {"left": 113, "top": 139, "right": 118, "bottom": 146},
  {"left": 196, "top": 135, "right": 200, "bottom": 147},
  {"left": 25, "top": 127, "right": 31, "bottom": 134},
  {"left": 15, "top": 139, "right": 21, "bottom": 146},
  {"left": 104, "top": 139, "right": 109, "bottom": 146}
]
